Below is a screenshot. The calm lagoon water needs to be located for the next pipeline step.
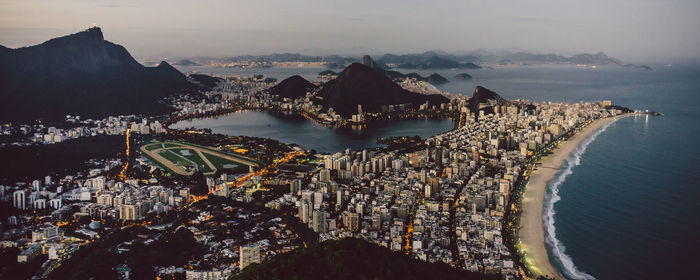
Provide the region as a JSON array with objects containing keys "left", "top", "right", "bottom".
[{"left": 170, "top": 110, "right": 454, "bottom": 153}]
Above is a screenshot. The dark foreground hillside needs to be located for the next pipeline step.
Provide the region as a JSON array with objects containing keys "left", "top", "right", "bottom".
[{"left": 232, "top": 238, "right": 494, "bottom": 280}]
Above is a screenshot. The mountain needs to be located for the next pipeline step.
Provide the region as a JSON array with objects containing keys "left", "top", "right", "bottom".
[
  {"left": 426, "top": 73, "right": 449, "bottom": 84},
  {"left": 455, "top": 73, "right": 473, "bottom": 80},
  {"left": 318, "top": 70, "right": 337, "bottom": 76},
  {"left": 360, "top": 55, "right": 389, "bottom": 69},
  {"left": 189, "top": 74, "right": 223, "bottom": 88},
  {"left": 568, "top": 52, "right": 622, "bottom": 65},
  {"left": 468, "top": 86, "right": 510, "bottom": 118},
  {"left": 377, "top": 52, "right": 482, "bottom": 69},
  {"left": 231, "top": 238, "right": 492, "bottom": 280},
  {"left": 0, "top": 27, "right": 205, "bottom": 122},
  {"left": 498, "top": 51, "right": 627, "bottom": 66},
  {"left": 317, "top": 63, "right": 449, "bottom": 116},
  {"left": 359, "top": 55, "right": 449, "bottom": 85},
  {"left": 501, "top": 52, "right": 569, "bottom": 64},
  {"left": 266, "top": 75, "right": 317, "bottom": 99},
  {"left": 174, "top": 59, "right": 200, "bottom": 66},
  {"left": 361, "top": 55, "right": 377, "bottom": 68}
]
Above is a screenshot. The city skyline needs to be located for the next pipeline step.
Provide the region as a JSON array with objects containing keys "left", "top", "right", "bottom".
[
  {"left": 1, "top": 1, "right": 698, "bottom": 279},
  {"left": 1, "top": 0, "right": 699, "bottom": 62}
]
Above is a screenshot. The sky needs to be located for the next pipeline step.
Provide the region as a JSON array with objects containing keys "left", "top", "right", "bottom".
[{"left": 1, "top": 0, "right": 699, "bottom": 63}]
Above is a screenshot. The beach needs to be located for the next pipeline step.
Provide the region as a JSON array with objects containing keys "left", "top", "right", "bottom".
[{"left": 519, "top": 116, "right": 620, "bottom": 279}]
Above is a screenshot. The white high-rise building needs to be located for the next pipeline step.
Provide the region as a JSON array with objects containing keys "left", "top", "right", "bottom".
[
  {"left": 13, "top": 190, "right": 26, "bottom": 210},
  {"left": 34, "top": 199, "right": 46, "bottom": 209},
  {"left": 32, "top": 180, "right": 41, "bottom": 191},
  {"left": 49, "top": 198, "right": 62, "bottom": 209}
]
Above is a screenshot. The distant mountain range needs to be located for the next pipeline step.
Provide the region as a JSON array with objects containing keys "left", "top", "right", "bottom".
[
  {"left": 178, "top": 49, "right": 650, "bottom": 70},
  {"left": 0, "top": 27, "right": 210, "bottom": 122},
  {"left": 376, "top": 52, "right": 482, "bottom": 69},
  {"left": 500, "top": 51, "right": 624, "bottom": 65}
]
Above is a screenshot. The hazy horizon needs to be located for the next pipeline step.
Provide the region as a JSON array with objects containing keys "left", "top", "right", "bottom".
[{"left": 1, "top": 0, "right": 699, "bottom": 63}]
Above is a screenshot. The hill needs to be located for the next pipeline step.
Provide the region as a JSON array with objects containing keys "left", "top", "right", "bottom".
[
  {"left": 317, "top": 63, "right": 449, "bottom": 116},
  {"left": 455, "top": 73, "right": 473, "bottom": 80},
  {"left": 360, "top": 55, "right": 449, "bottom": 85},
  {"left": 0, "top": 27, "right": 205, "bottom": 122},
  {"left": 266, "top": 75, "right": 317, "bottom": 99},
  {"left": 189, "top": 74, "right": 223, "bottom": 88},
  {"left": 174, "top": 59, "right": 200, "bottom": 66},
  {"left": 468, "top": 86, "right": 510, "bottom": 118},
  {"left": 232, "top": 238, "right": 492, "bottom": 280},
  {"left": 318, "top": 70, "right": 337, "bottom": 76},
  {"left": 426, "top": 73, "right": 449, "bottom": 84}
]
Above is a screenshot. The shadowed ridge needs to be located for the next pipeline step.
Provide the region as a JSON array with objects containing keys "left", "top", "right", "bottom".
[
  {"left": 317, "top": 63, "right": 449, "bottom": 117},
  {"left": 0, "top": 28, "right": 208, "bottom": 121},
  {"left": 266, "top": 75, "right": 317, "bottom": 99}
]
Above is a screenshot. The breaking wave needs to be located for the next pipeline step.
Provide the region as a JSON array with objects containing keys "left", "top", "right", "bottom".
[{"left": 543, "top": 120, "right": 617, "bottom": 280}]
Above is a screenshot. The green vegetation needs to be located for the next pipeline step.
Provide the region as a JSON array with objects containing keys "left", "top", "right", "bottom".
[
  {"left": 202, "top": 152, "right": 248, "bottom": 173},
  {"left": 170, "top": 140, "right": 262, "bottom": 165},
  {"left": 140, "top": 151, "right": 172, "bottom": 173},
  {"left": 232, "top": 238, "right": 493, "bottom": 280},
  {"left": 50, "top": 226, "right": 205, "bottom": 280},
  {"left": 142, "top": 141, "right": 261, "bottom": 175},
  {"left": 158, "top": 150, "right": 193, "bottom": 169},
  {"left": 144, "top": 142, "right": 180, "bottom": 151},
  {"left": 0, "top": 135, "right": 123, "bottom": 184},
  {"left": 176, "top": 149, "right": 214, "bottom": 173},
  {"left": 0, "top": 247, "right": 47, "bottom": 280}
]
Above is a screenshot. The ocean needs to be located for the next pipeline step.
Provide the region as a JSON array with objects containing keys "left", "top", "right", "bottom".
[{"left": 174, "top": 63, "right": 700, "bottom": 279}]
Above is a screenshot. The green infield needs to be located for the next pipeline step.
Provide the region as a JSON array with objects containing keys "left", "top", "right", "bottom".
[
  {"left": 144, "top": 142, "right": 180, "bottom": 151},
  {"left": 140, "top": 141, "right": 259, "bottom": 176},
  {"left": 201, "top": 152, "right": 248, "bottom": 173},
  {"left": 157, "top": 150, "right": 193, "bottom": 170},
  {"left": 176, "top": 149, "right": 214, "bottom": 173}
]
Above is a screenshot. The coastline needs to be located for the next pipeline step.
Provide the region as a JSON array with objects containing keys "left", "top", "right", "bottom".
[{"left": 518, "top": 115, "right": 622, "bottom": 279}]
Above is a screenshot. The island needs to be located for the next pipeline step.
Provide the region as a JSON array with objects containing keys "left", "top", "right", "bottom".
[{"left": 455, "top": 73, "right": 473, "bottom": 80}]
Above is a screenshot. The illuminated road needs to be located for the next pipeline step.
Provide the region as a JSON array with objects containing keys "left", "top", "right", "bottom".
[
  {"left": 117, "top": 129, "right": 131, "bottom": 180},
  {"left": 232, "top": 150, "right": 304, "bottom": 187}
]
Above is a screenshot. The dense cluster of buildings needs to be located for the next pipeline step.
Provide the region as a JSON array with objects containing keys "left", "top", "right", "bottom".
[
  {"left": 1, "top": 115, "right": 165, "bottom": 146},
  {"left": 266, "top": 98, "right": 619, "bottom": 278},
  {"left": 0, "top": 67, "right": 628, "bottom": 279}
]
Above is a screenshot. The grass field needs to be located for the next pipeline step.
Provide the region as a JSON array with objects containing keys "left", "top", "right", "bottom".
[
  {"left": 202, "top": 152, "right": 248, "bottom": 173},
  {"left": 140, "top": 141, "right": 259, "bottom": 176},
  {"left": 144, "top": 143, "right": 180, "bottom": 151},
  {"left": 177, "top": 149, "right": 214, "bottom": 173},
  {"left": 170, "top": 141, "right": 263, "bottom": 166},
  {"left": 158, "top": 150, "right": 192, "bottom": 167}
]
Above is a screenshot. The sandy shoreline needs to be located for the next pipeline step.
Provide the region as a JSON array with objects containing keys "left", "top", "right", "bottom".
[{"left": 518, "top": 116, "right": 622, "bottom": 279}]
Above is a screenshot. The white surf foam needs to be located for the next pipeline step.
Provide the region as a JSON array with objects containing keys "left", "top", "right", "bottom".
[{"left": 543, "top": 120, "right": 617, "bottom": 280}]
